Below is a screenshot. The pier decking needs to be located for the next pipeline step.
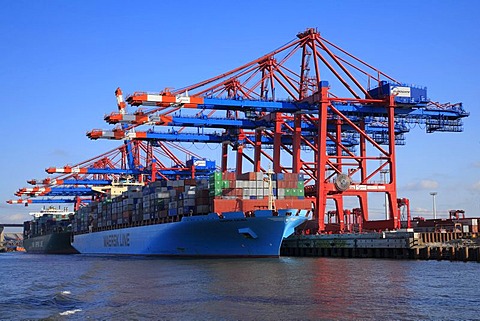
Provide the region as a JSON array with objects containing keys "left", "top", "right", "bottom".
[{"left": 281, "top": 231, "right": 480, "bottom": 262}]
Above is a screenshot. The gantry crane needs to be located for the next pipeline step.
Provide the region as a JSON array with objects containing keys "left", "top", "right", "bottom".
[
  {"left": 9, "top": 29, "right": 468, "bottom": 233},
  {"left": 85, "top": 28, "right": 468, "bottom": 232},
  {"left": 8, "top": 140, "right": 217, "bottom": 208}
]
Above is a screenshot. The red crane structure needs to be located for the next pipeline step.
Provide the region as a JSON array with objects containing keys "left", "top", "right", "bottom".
[
  {"left": 9, "top": 28, "right": 468, "bottom": 234},
  {"left": 85, "top": 28, "right": 467, "bottom": 233},
  {"left": 8, "top": 140, "right": 214, "bottom": 208}
]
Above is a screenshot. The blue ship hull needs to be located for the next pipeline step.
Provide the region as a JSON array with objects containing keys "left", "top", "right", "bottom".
[{"left": 72, "top": 213, "right": 308, "bottom": 257}]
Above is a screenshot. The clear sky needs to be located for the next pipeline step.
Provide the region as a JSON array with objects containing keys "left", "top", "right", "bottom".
[{"left": 1, "top": 0, "right": 479, "bottom": 230}]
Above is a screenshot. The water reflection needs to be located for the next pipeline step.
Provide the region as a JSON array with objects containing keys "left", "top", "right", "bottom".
[{"left": 1, "top": 254, "right": 479, "bottom": 320}]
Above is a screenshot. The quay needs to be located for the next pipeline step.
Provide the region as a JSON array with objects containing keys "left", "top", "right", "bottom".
[{"left": 281, "top": 231, "right": 480, "bottom": 262}]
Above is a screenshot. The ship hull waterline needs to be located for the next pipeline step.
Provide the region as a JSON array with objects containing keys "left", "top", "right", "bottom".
[{"left": 72, "top": 215, "right": 308, "bottom": 258}]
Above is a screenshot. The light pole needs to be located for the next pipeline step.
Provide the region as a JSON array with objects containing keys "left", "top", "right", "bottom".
[
  {"left": 380, "top": 169, "right": 389, "bottom": 219},
  {"left": 430, "top": 192, "right": 437, "bottom": 219}
]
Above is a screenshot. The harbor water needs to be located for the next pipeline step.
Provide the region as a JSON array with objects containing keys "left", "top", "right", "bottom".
[{"left": 1, "top": 253, "right": 479, "bottom": 320}]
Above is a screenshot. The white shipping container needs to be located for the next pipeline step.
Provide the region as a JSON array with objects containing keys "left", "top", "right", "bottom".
[
  {"left": 185, "top": 191, "right": 196, "bottom": 197},
  {"left": 256, "top": 181, "right": 265, "bottom": 189},
  {"left": 155, "top": 192, "right": 170, "bottom": 199}
]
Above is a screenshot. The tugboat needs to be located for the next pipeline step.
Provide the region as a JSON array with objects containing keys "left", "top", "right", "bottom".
[{"left": 23, "top": 206, "right": 78, "bottom": 254}]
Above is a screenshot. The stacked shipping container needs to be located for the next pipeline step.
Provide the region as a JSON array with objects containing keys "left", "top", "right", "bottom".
[
  {"left": 73, "top": 171, "right": 311, "bottom": 234},
  {"left": 209, "top": 172, "right": 305, "bottom": 199},
  {"left": 24, "top": 213, "right": 72, "bottom": 239}
]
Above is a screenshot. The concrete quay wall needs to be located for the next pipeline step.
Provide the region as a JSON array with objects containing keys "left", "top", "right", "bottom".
[{"left": 281, "top": 231, "right": 480, "bottom": 262}]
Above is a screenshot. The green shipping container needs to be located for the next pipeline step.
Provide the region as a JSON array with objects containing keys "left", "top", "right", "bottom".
[
  {"left": 222, "top": 180, "right": 230, "bottom": 189},
  {"left": 210, "top": 172, "right": 222, "bottom": 181},
  {"left": 209, "top": 188, "right": 223, "bottom": 196},
  {"left": 211, "top": 180, "right": 223, "bottom": 189}
]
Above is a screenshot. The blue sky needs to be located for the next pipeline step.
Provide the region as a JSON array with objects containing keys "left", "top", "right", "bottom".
[{"left": 1, "top": 0, "right": 479, "bottom": 229}]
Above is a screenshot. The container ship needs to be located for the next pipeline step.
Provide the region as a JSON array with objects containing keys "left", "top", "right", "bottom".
[
  {"left": 72, "top": 171, "right": 313, "bottom": 257},
  {"left": 23, "top": 206, "right": 79, "bottom": 254}
]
